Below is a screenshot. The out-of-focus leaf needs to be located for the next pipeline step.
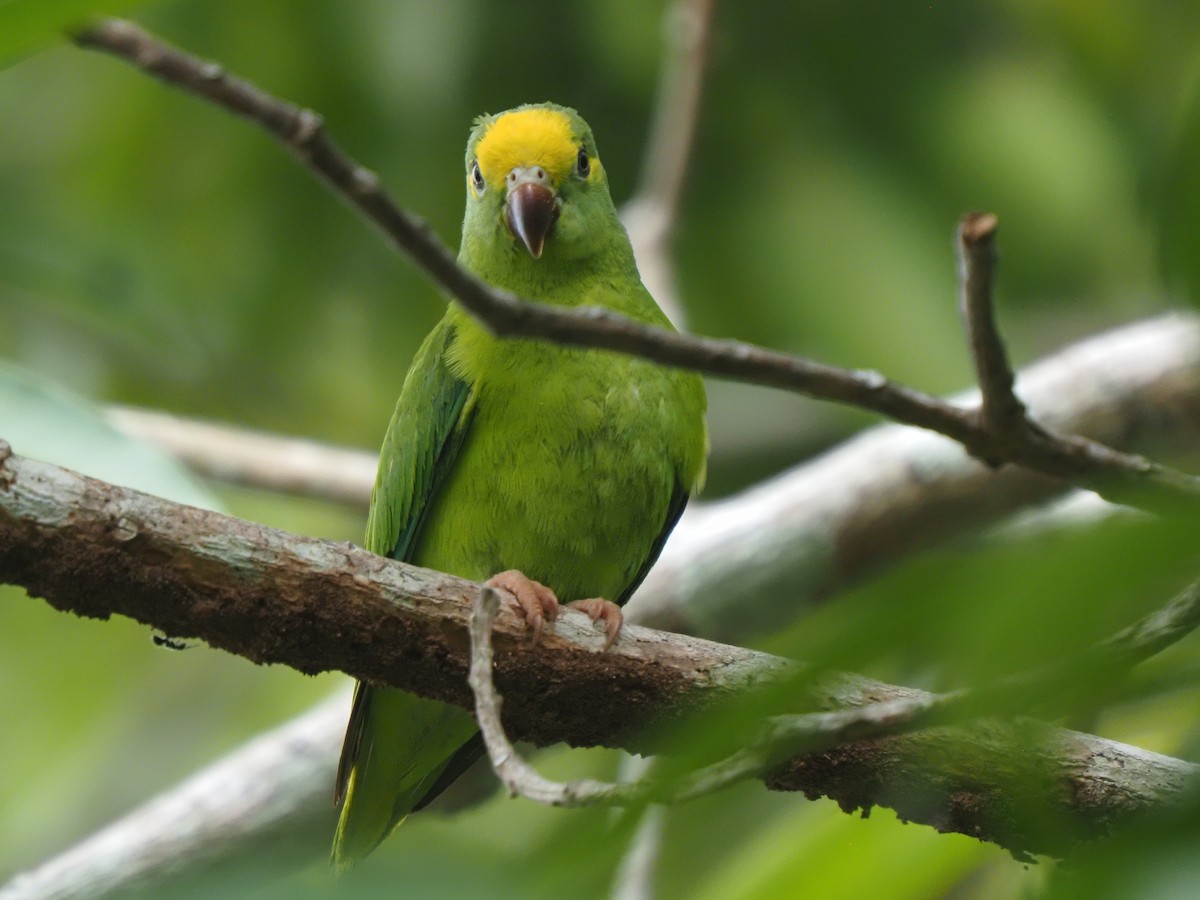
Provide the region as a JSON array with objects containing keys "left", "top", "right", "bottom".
[
  {"left": 0, "top": 359, "right": 219, "bottom": 509},
  {"left": 0, "top": 0, "right": 149, "bottom": 69},
  {"left": 1049, "top": 789, "right": 1200, "bottom": 899},
  {"left": 689, "top": 802, "right": 1020, "bottom": 900},
  {"left": 1156, "top": 46, "right": 1200, "bottom": 306}
]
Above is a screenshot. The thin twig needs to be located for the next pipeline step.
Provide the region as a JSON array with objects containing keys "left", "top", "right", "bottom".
[
  {"left": 469, "top": 583, "right": 957, "bottom": 810},
  {"left": 471, "top": 552, "right": 1200, "bottom": 817},
  {"left": 1104, "top": 577, "right": 1200, "bottom": 664},
  {"left": 660, "top": 697, "right": 950, "bottom": 804},
  {"left": 72, "top": 18, "right": 1200, "bottom": 511},
  {"left": 471, "top": 576, "right": 1200, "bottom": 821},
  {"left": 469, "top": 587, "right": 634, "bottom": 806},
  {"left": 958, "top": 212, "right": 1028, "bottom": 450}
]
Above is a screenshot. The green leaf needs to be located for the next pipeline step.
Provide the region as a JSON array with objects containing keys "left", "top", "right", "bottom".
[
  {"left": 0, "top": 0, "right": 148, "bottom": 69},
  {"left": 690, "top": 803, "right": 1012, "bottom": 900},
  {"left": 1157, "top": 48, "right": 1200, "bottom": 306},
  {"left": 0, "top": 359, "right": 221, "bottom": 510}
]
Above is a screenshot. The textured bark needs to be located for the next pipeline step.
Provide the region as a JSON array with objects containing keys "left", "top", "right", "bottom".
[{"left": 1, "top": 446, "right": 1195, "bottom": 865}]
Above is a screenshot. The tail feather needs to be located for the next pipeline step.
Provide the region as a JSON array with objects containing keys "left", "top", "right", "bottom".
[{"left": 331, "top": 685, "right": 478, "bottom": 872}]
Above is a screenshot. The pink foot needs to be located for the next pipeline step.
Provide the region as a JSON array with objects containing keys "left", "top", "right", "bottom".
[
  {"left": 486, "top": 569, "right": 559, "bottom": 645},
  {"left": 566, "top": 598, "right": 624, "bottom": 651}
]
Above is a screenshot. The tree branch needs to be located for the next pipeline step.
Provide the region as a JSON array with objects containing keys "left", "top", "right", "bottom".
[
  {"left": 474, "top": 565, "right": 1200, "bottom": 817},
  {"left": 96, "top": 314, "right": 1200, "bottom": 643},
  {"left": 104, "top": 406, "right": 377, "bottom": 508},
  {"left": 72, "top": 18, "right": 1200, "bottom": 511},
  {"left": 1104, "top": 577, "right": 1200, "bottom": 665},
  {"left": 104, "top": 311, "right": 1200, "bottom": 525},
  {"left": 469, "top": 582, "right": 965, "bottom": 811},
  {"left": 0, "top": 693, "right": 346, "bottom": 900},
  {"left": 635, "top": 313, "right": 1200, "bottom": 637},
  {"left": 1, "top": 446, "right": 1195, "bottom": 863}
]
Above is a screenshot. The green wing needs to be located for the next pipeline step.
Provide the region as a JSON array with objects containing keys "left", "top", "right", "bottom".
[
  {"left": 332, "top": 316, "right": 480, "bottom": 871},
  {"left": 364, "top": 318, "right": 474, "bottom": 563}
]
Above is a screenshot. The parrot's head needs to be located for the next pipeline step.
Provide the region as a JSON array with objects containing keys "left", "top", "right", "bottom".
[{"left": 462, "top": 103, "right": 622, "bottom": 265}]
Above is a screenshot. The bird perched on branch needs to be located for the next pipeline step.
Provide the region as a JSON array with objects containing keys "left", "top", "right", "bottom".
[{"left": 332, "top": 103, "right": 708, "bottom": 869}]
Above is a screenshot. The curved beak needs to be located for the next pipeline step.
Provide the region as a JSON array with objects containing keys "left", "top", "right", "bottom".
[{"left": 505, "top": 179, "right": 558, "bottom": 259}]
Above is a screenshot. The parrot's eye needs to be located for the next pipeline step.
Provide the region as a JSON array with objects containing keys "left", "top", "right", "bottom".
[
  {"left": 470, "top": 160, "right": 486, "bottom": 194},
  {"left": 576, "top": 146, "right": 590, "bottom": 178}
]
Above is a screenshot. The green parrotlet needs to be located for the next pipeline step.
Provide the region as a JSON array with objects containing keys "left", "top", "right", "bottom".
[{"left": 332, "top": 103, "right": 708, "bottom": 869}]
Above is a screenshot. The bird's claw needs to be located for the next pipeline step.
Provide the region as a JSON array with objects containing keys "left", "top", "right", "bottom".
[
  {"left": 485, "top": 571, "right": 623, "bottom": 651},
  {"left": 486, "top": 569, "right": 559, "bottom": 645},
  {"left": 566, "top": 598, "right": 623, "bottom": 651}
]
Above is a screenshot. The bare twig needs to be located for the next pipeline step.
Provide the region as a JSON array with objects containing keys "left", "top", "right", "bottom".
[
  {"left": 470, "top": 568, "right": 1200, "bottom": 871},
  {"left": 468, "top": 586, "right": 633, "bottom": 807},
  {"left": 105, "top": 314, "right": 1200, "bottom": 519},
  {"left": 470, "top": 584, "right": 937, "bottom": 812},
  {"left": 958, "top": 212, "right": 1028, "bottom": 447},
  {"left": 72, "top": 18, "right": 1200, "bottom": 510},
  {"left": 467, "top": 585, "right": 976, "bottom": 811},
  {"left": 2, "top": 447, "right": 1195, "bottom": 859}
]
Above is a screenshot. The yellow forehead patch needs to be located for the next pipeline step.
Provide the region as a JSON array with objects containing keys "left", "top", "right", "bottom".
[{"left": 475, "top": 108, "right": 577, "bottom": 188}]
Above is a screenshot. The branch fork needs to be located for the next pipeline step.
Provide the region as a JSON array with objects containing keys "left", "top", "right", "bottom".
[{"left": 957, "top": 212, "right": 1040, "bottom": 465}]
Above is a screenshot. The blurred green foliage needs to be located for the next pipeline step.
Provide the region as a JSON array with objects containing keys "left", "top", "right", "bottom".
[
  {"left": 0, "top": 0, "right": 144, "bottom": 63},
  {"left": 4, "top": 1, "right": 1200, "bottom": 897}
]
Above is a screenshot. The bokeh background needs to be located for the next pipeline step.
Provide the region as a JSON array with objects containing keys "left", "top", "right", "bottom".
[{"left": 4, "top": 1, "right": 1200, "bottom": 897}]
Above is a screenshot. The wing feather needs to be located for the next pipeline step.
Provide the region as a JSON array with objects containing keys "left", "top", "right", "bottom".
[{"left": 334, "top": 317, "right": 474, "bottom": 809}]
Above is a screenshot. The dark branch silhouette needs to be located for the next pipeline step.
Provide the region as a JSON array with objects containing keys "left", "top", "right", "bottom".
[{"left": 72, "top": 18, "right": 1200, "bottom": 512}]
